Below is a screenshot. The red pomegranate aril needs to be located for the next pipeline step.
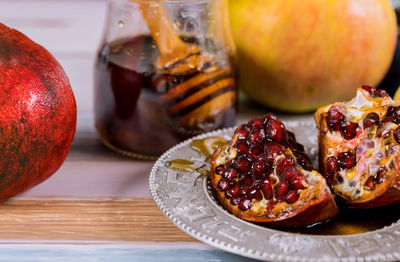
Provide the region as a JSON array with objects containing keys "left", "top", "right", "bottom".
[
  {"left": 224, "top": 168, "right": 238, "bottom": 179},
  {"left": 235, "top": 157, "right": 251, "bottom": 173},
  {"left": 276, "top": 156, "right": 296, "bottom": 174},
  {"left": 281, "top": 166, "right": 301, "bottom": 181},
  {"left": 239, "top": 185, "right": 250, "bottom": 196},
  {"left": 267, "top": 201, "right": 275, "bottom": 212},
  {"left": 247, "top": 144, "right": 263, "bottom": 159},
  {"left": 285, "top": 190, "right": 299, "bottom": 204},
  {"left": 276, "top": 181, "right": 290, "bottom": 198},
  {"left": 381, "top": 115, "right": 395, "bottom": 124},
  {"left": 241, "top": 177, "right": 252, "bottom": 185},
  {"left": 340, "top": 116, "right": 358, "bottom": 140},
  {"left": 291, "top": 174, "right": 306, "bottom": 190},
  {"left": 361, "top": 85, "right": 376, "bottom": 95},
  {"left": 249, "top": 127, "right": 265, "bottom": 144},
  {"left": 326, "top": 156, "right": 339, "bottom": 179},
  {"left": 375, "top": 89, "right": 389, "bottom": 97},
  {"left": 218, "top": 178, "right": 229, "bottom": 191},
  {"left": 337, "top": 152, "right": 355, "bottom": 170},
  {"left": 265, "top": 118, "right": 288, "bottom": 143},
  {"left": 238, "top": 197, "right": 252, "bottom": 211},
  {"left": 375, "top": 167, "right": 386, "bottom": 184},
  {"left": 327, "top": 106, "right": 343, "bottom": 131},
  {"left": 235, "top": 140, "right": 249, "bottom": 155},
  {"left": 226, "top": 184, "right": 240, "bottom": 198},
  {"left": 215, "top": 165, "right": 225, "bottom": 175},
  {"left": 247, "top": 186, "right": 263, "bottom": 200},
  {"left": 251, "top": 119, "right": 263, "bottom": 127},
  {"left": 260, "top": 178, "right": 273, "bottom": 199},
  {"left": 253, "top": 159, "right": 268, "bottom": 176},
  {"left": 236, "top": 125, "right": 250, "bottom": 140},
  {"left": 394, "top": 128, "right": 400, "bottom": 143},
  {"left": 363, "top": 112, "right": 380, "bottom": 129},
  {"left": 264, "top": 142, "right": 285, "bottom": 165}
]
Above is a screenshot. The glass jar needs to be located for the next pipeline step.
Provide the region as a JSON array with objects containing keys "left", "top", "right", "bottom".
[{"left": 94, "top": 0, "right": 237, "bottom": 159}]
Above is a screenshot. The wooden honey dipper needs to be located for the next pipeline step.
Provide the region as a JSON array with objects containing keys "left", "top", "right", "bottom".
[{"left": 139, "top": 1, "right": 236, "bottom": 130}]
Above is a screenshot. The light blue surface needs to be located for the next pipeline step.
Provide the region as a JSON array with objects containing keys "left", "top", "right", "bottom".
[{"left": 0, "top": 246, "right": 261, "bottom": 262}]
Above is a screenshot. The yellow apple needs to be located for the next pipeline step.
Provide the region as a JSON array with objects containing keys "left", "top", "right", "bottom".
[{"left": 229, "top": 0, "right": 397, "bottom": 112}]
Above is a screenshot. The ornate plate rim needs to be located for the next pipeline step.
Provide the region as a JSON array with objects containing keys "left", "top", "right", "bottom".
[{"left": 149, "top": 120, "right": 400, "bottom": 262}]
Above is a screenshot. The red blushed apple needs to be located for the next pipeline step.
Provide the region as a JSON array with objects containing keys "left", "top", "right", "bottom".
[
  {"left": 229, "top": 0, "right": 397, "bottom": 112},
  {"left": 0, "top": 23, "right": 76, "bottom": 201}
]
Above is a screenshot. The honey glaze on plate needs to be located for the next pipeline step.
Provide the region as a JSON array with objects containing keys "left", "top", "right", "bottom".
[{"left": 165, "top": 135, "right": 400, "bottom": 236}]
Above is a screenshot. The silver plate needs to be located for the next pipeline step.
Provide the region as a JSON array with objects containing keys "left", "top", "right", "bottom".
[{"left": 149, "top": 120, "right": 400, "bottom": 262}]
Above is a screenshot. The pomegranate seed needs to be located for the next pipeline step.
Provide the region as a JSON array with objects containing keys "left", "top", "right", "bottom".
[
  {"left": 327, "top": 105, "right": 343, "bottom": 131},
  {"left": 291, "top": 174, "right": 306, "bottom": 190},
  {"left": 260, "top": 178, "right": 273, "bottom": 199},
  {"left": 337, "top": 152, "right": 355, "bottom": 170},
  {"left": 253, "top": 159, "right": 268, "bottom": 176},
  {"left": 264, "top": 142, "right": 284, "bottom": 165},
  {"left": 249, "top": 127, "right": 265, "bottom": 144},
  {"left": 215, "top": 165, "right": 225, "bottom": 175},
  {"left": 251, "top": 119, "right": 263, "bottom": 127},
  {"left": 281, "top": 166, "right": 301, "bottom": 182},
  {"left": 386, "top": 106, "right": 398, "bottom": 117},
  {"left": 235, "top": 140, "right": 249, "bottom": 155},
  {"left": 361, "top": 85, "right": 376, "bottom": 95},
  {"left": 267, "top": 201, "right": 275, "bottom": 212},
  {"left": 238, "top": 197, "right": 252, "bottom": 211},
  {"left": 240, "top": 177, "right": 252, "bottom": 185},
  {"left": 326, "top": 156, "right": 339, "bottom": 180},
  {"left": 285, "top": 190, "right": 299, "bottom": 204},
  {"left": 394, "top": 128, "right": 400, "bottom": 143},
  {"left": 218, "top": 178, "right": 229, "bottom": 191},
  {"left": 276, "top": 181, "right": 289, "bottom": 198},
  {"left": 239, "top": 184, "right": 250, "bottom": 196},
  {"left": 340, "top": 116, "right": 358, "bottom": 140},
  {"left": 236, "top": 125, "right": 250, "bottom": 140},
  {"left": 276, "top": 155, "right": 296, "bottom": 173},
  {"left": 223, "top": 168, "right": 238, "bottom": 179},
  {"left": 381, "top": 115, "right": 395, "bottom": 124},
  {"left": 363, "top": 112, "right": 380, "bottom": 129},
  {"left": 247, "top": 144, "right": 262, "bottom": 159},
  {"left": 364, "top": 176, "right": 375, "bottom": 190},
  {"left": 235, "top": 157, "right": 251, "bottom": 173},
  {"left": 265, "top": 118, "right": 288, "bottom": 143},
  {"left": 375, "top": 167, "right": 386, "bottom": 184},
  {"left": 246, "top": 186, "right": 263, "bottom": 200},
  {"left": 375, "top": 89, "right": 389, "bottom": 97},
  {"left": 226, "top": 184, "right": 240, "bottom": 198}
]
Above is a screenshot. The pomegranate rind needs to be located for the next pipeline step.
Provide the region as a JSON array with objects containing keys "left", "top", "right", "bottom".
[
  {"left": 315, "top": 87, "right": 400, "bottom": 208},
  {"left": 210, "top": 125, "right": 338, "bottom": 227}
]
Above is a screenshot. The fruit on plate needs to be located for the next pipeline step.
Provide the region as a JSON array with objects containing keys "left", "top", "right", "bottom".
[
  {"left": 0, "top": 23, "right": 76, "bottom": 201},
  {"left": 315, "top": 86, "right": 400, "bottom": 208},
  {"left": 229, "top": 0, "right": 397, "bottom": 112},
  {"left": 209, "top": 114, "right": 338, "bottom": 227}
]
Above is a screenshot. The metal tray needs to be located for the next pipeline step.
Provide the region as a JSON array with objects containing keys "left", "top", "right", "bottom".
[{"left": 149, "top": 120, "right": 400, "bottom": 262}]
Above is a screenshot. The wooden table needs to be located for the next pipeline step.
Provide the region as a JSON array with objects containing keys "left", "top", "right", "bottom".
[{"left": 0, "top": 1, "right": 312, "bottom": 260}]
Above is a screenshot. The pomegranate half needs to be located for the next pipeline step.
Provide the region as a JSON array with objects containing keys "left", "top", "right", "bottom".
[
  {"left": 315, "top": 86, "right": 400, "bottom": 208},
  {"left": 210, "top": 114, "right": 338, "bottom": 227},
  {"left": 0, "top": 23, "right": 76, "bottom": 201}
]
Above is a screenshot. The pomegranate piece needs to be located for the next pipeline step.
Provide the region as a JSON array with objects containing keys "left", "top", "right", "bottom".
[
  {"left": 315, "top": 86, "right": 400, "bottom": 208},
  {"left": 210, "top": 114, "right": 338, "bottom": 227}
]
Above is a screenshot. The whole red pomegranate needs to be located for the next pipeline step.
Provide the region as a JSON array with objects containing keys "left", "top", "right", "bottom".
[{"left": 0, "top": 23, "right": 76, "bottom": 201}]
